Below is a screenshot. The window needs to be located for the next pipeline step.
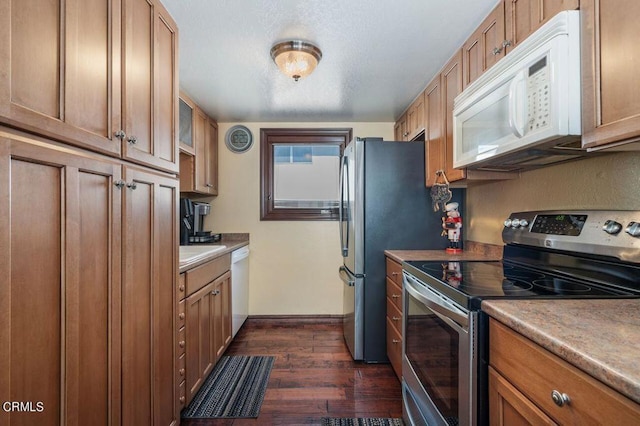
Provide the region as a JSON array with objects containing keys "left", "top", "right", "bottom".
[{"left": 260, "top": 128, "right": 352, "bottom": 220}]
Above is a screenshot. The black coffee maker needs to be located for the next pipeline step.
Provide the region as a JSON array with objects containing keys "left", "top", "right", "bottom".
[{"left": 180, "top": 198, "right": 194, "bottom": 245}]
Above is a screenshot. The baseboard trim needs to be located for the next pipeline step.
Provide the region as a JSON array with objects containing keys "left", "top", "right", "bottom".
[{"left": 247, "top": 314, "right": 343, "bottom": 324}]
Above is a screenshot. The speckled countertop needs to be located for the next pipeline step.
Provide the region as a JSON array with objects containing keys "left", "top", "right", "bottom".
[
  {"left": 385, "top": 241, "right": 503, "bottom": 263},
  {"left": 482, "top": 299, "right": 640, "bottom": 405},
  {"left": 179, "top": 233, "right": 249, "bottom": 273}
]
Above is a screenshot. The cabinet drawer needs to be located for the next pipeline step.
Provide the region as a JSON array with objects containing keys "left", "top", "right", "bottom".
[
  {"left": 386, "top": 278, "right": 403, "bottom": 313},
  {"left": 386, "top": 297, "right": 403, "bottom": 338},
  {"left": 186, "top": 253, "right": 230, "bottom": 295},
  {"left": 386, "top": 317, "right": 402, "bottom": 380},
  {"left": 177, "top": 299, "right": 186, "bottom": 330},
  {"left": 177, "top": 379, "right": 186, "bottom": 409},
  {"left": 386, "top": 257, "right": 402, "bottom": 285},
  {"left": 177, "top": 326, "right": 186, "bottom": 356},
  {"left": 490, "top": 319, "right": 640, "bottom": 424},
  {"left": 178, "top": 273, "right": 186, "bottom": 300}
]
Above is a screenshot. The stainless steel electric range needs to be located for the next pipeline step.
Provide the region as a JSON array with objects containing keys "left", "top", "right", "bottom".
[{"left": 401, "top": 210, "right": 640, "bottom": 426}]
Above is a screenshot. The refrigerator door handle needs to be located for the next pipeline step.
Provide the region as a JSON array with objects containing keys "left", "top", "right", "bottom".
[
  {"left": 339, "top": 266, "right": 355, "bottom": 287},
  {"left": 339, "top": 155, "right": 349, "bottom": 257}
]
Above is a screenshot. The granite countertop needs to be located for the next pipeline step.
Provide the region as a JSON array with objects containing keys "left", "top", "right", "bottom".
[
  {"left": 385, "top": 241, "right": 503, "bottom": 263},
  {"left": 179, "top": 233, "right": 249, "bottom": 273},
  {"left": 482, "top": 299, "right": 640, "bottom": 405}
]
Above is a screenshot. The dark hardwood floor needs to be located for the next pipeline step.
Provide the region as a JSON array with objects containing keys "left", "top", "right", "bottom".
[{"left": 181, "top": 317, "right": 403, "bottom": 425}]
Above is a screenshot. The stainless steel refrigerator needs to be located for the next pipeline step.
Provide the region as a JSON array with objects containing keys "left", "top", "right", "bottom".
[{"left": 338, "top": 137, "right": 464, "bottom": 362}]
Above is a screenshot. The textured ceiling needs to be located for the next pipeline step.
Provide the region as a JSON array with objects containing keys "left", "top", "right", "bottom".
[{"left": 162, "top": 0, "right": 499, "bottom": 123}]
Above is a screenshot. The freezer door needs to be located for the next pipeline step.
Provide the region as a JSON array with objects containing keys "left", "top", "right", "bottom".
[{"left": 339, "top": 266, "right": 363, "bottom": 360}]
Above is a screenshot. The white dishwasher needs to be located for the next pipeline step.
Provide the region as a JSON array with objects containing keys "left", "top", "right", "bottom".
[{"left": 231, "top": 245, "right": 250, "bottom": 337}]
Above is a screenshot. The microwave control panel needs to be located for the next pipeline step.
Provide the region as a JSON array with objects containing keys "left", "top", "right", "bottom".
[{"left": 527, "top": 56, "right": 550, "bottom": 132}]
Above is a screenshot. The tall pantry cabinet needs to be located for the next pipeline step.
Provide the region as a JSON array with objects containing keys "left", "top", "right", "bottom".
[{"left": 0, "top": 0, "right": 180, "bottom": 425}]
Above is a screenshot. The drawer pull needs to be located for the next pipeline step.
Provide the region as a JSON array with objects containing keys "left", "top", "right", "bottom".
[
  {"left": 392, "top": 294, "right": 400, "bottom": 299},
  {"left": 178, "top": 313, "right": 185, "bottom": 320},
  {"left": 179, "top": 340, "right": 185, "bottom": 348},
  {"left": 392, "top": 316, "right": 401, "bottom": 321},
  {"left": 551, "top": 390, "right": 570, "bottom": 407},
  {"left": 392, "top": 339, "right": 400, "bottom": 344},
  {"left": 179, "top": 368, "right": 185, "bottom": 376},
  {"left": 179, "top": 396, "right": 185, "bottom": 404},
  {"left": 391, "top": 271, "right": 399, "bottom": 276},
  {"left": 179, "top": 284, "right": 185, "bottom": 292}
]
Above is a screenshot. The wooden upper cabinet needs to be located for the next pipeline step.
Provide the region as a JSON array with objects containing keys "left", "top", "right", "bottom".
[
  {"left": 463, "top": 2, "right": 506, "bottom": 89},
  {"left": 394, "top": 113, "right": 408, "bottom": 141},
  {"left": 406, "top": 92, "right": 425, "bottom": 141},
  {"left": 442, "top": 50, "right": 466, "bottom": 183},
  {"left": 581, "top": 0, "right": 640, "bottom": 149},
  {"left": 122, "top": 0, "right": 178, "bottom": 173},
  {"left": 424, "top": 75, "right": 445, "bottom": 187},
  {"left": 0, "top": 0, "right": 179, "bottom": 174},
  {"left": 504, "top": 0, "right": 579, "bottom": 54},
  {"left": 179, "top": 94, "right": 196, "bottom": 155}
]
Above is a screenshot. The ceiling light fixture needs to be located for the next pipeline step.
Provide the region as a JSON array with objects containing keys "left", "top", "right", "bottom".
[{"left": 270, "top": 40, "right": 322, "bottom": 82}]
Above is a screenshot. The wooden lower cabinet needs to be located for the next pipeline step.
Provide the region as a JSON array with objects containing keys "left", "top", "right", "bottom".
[
  {"left": 184, "top": 262, "right": 232, "bottom": 406},
  {"left": 489, "top": 318, "right": 640, "bottom": 425},
  {"left": 385, "top": 256, "right": 403, "bottom": 379},
  {"left": 0, "top": 127, "right": 179, "bottom": 426}
]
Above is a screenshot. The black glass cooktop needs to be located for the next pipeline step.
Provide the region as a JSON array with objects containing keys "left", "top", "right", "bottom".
[{"left": 403, "top": 260, "right": 639, "bottom": 310}]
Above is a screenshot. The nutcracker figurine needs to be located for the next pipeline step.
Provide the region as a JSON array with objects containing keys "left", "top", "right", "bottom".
[{"left": 441, "top": 202, "right": 462, "bottom": 253}]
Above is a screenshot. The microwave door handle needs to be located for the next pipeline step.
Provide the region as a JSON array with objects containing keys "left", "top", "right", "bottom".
[
  {"left": 404, "top": 274, "right": 469, "bottom": 330},
  {"left": 508, "top": 70, "right": 527, "bottom": 138}
]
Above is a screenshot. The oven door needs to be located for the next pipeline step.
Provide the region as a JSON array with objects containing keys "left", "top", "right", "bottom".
[{"left": 402, "top": 272, "right": 477, "bottom": 426}]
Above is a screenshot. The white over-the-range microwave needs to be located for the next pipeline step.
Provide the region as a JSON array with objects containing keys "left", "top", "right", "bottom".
[{"left": 453, "top": 11, "right": 586, "bottom": 172}]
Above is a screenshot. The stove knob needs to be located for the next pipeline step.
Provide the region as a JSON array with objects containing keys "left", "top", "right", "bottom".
[
  {"left": 511, "top": 219, "right": 521, "bottom": 228},
  {"left": 625, "top": 221, "right": 640, "bottom": 237},
  {"left": 603, "top": 220, "right": 622, "bottom": 235},
  {"left": 504, "top": 219, "right": 512, "bottom": 228}
]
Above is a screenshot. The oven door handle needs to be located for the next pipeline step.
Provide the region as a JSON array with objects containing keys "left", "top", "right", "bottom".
[{"left": 404, "top": 274, "right": 469, "bottom": 331}]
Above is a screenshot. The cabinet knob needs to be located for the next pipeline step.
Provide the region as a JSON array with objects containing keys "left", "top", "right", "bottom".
[
  {"left": 126, "top": 182, "right": 137, "bottom": 190},
  {"left": 492, "top": 46, "right": 503, "bottom": 56},
  {"left": 391, "top": 271, "right": 399, "bottom": 276},
  {"left": 502, "top": 39, "right": 512, "bottom": 49},
  {"left": 115, "top": 130, "right": 126, "bottom": 140},
  {"left": 179, "top": 396, "right": 185, "bottom": 404},
  {"left": 392, "top": 294, "right": 400, "bottom": 299},
  {"left": 179, "top": 340, "right": 185, "bottom": 348},
  {"left": 206, "top": 183, "right": 214, "bottom": 188},
  {"left": 179, "top": 368, "right": 185, "bottom": 376},
  {"left": 179, "top": 285, "right": 185, "bottom": 292},
  {"left": 178, "top": 313, "right": 185, "bottom": 320},
  {"left": 127, "top": 135, "right": 137, "bottom": 145},
  {"left": 551, "top": 390, "right": 570, "bottom": 407},
  {"left": 392, "top": 316, "right": 401, "bottom": 321},
  {"left": 114, "top": 180, "right": 126, "bottom": 189},
  {"left": 392, "top": 339, "right": 400, "bottom": 344}
]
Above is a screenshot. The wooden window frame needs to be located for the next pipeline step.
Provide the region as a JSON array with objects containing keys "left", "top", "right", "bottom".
[{"left": 260, "top": 128, "right": 352, "bottom": 221}]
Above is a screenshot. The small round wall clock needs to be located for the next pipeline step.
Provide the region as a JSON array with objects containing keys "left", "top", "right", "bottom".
[{"left": 225, "top": 125, "right": 253, "bottom": 153}]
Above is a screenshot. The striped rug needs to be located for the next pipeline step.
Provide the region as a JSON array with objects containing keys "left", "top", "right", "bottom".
[
  {"left": 182, "top": 355, "right": 275, "bottom": 418},
  {"left": 322, "top": 419, "right": 404, "bottom": 426}
]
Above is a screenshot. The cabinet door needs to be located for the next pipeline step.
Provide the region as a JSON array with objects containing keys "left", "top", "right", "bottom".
[
  {"left": 489, "top": 367, "right": 557, "bottom": 426},
  {"left": 442, "top": 50, "right": 466, "bottom": 182},
  {"left": 0, "top": 0, "right": 122, "bottom": 157},
  {"left": 121, "top": 166, "right": 178, "bottom": 426},
  {"left": 504, "top": 0, "right": 579, "bottom": 54},
  {"left": 205, "top": 119, "right": 219, "bottom": 195},
  {"left": 179, "top": 94, "right": 196, "bottom": 155},
  {"left": 407, "top": 92, "right": 425, "bottom": 141},
  {"left": 122, "top": 0, "right": 178, "bottom": 174},
  {"left": 394, "top": 113, "right": 408, "bottom": 141},
  {"left": 582, "top": 0, "right": 640, "bottom": 148},
  {"left": 216, "top": 272, "right": 232, "bottom": 358},
  {"left": 463, "top": 2, "right": 505, "bottom": 88},
  {"left": 194, "top": 107, "right": 209, "bottom": 193},
  {"left": 0, "top": 131, "right": 121, "bottom": 426},
  {"left": 185, "top": 281, "right": 216, "bottom": 404},
  {"left": 424, "top": 75, "right": 444, "bottom": 187}
]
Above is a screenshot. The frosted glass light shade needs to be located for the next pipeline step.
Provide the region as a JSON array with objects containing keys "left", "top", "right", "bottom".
[{"left": 270, "top": 41, "right": 322, "bottom": 81}]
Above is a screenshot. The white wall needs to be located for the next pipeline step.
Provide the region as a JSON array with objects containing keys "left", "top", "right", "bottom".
[{"left": 203, "top": 122, "right": 394, "bottom": 315}]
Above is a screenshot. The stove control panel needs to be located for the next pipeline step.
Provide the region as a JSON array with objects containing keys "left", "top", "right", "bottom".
[{"left": 502, "top": 210, "right": 640, "bottom": 263}]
